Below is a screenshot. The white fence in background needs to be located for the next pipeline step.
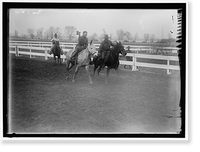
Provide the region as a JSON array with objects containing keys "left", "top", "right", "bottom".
[
  {"left": 9, "top": 40, "right": 179, "bottom": 54},
  {"left": 9, "top": 41, "right": 180, "bottom": 75},
  {"left": 119, "top": 53, "right": 179, "bottom": 74}
]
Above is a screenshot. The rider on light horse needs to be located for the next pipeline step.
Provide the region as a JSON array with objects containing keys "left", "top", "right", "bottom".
[{"left": 70, "top": 31, "right": 88, "bottom": 61}]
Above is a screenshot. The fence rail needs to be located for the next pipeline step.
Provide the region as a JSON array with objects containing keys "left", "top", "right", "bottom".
[
  {"left": 9, "top": 41, "right": 180, "bottom": 75},
  {"left": 10, "top": 40, "right": 178, "bottom": 54}
]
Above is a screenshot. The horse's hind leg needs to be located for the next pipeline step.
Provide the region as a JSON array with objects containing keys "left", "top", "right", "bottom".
[
  {"left": 97, "top": 66, "right": 101, "bottom": 77},
  {"left": 93, "top": 64, "right": 98, "bottom": 77},
  {"left": 105, "top": 68, "right": 110, "bottom": 84},
  {"left": 72, "top": 65, "right": 79, "bottom": 83},
  {"left": 58, "top": 55, "right": 61, "bottom": 65},
  {"left": 53, "top": 56, "right": 56, "bottom": 66},
  {"left": 66, "top": 60, "right": 73, "bottom": 79},
  {"left": 114, "top": 68, "right": 119, "bottom": 82},
  {"left": 85, "top": 65, "right": 93, "bottom": 84}
]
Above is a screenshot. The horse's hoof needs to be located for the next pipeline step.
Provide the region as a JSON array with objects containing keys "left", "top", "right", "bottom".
[
  {"left": 72, "top": 80, "right": 75, "bottom": 83},
  {"left": 90, "top": 82, "right": 93, "bottom": 85}
]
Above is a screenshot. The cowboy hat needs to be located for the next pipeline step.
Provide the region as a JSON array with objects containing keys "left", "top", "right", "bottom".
[{"left": 104, "top": 34, "right": 109, "bottom": 38}]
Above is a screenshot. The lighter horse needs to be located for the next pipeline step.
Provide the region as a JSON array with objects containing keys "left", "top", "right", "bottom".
[{"left": 65, "top": 40, "right": 97, "bottom": 84}]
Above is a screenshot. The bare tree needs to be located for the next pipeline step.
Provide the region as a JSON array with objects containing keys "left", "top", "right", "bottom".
[
  {"left": 117, "top": 29, "right": 126, "bottom": 41},
  {"left": 14, "top": 30, "right": 19, "bottom": 38},
  {"left": 125, "top": 31, "right": 132, "bottom": 41},
  {"left": 102, "top": 28, "right": 107, "bottom": 35},
  {"left": 99, "top": 28, "right": 107, "bottom": 41},
  {"left": 109, "top": 33, "right": 113, "bottom": 40},
  {"left": 54, "top": 27, "right": 62, "bottom": 39},
  {"left": 27, "top": 28, "right": 35, "bottom": 39},
  {"left": 133, "top": 32, "right": 139, "bottom": 42},
  {"left": 150, "top": 34, "right": 155, "bottom": 43},
  {"left": 36, "top": 28, "right": 43, "bottom": 39},
  {"left": 144, "top": 33, "right": 150, "bottom": 43},
  {"left": 48, "top": 26, "right": 55, "bottom": 39},
  {"left": 44, "top": 29, "right": 49, "bottom": 40},
  {"left": 91, "top": 33, "right": 98, "bottom": 40},
  {"left": 64, "top": 26, "right": 76, "bottom": 40}
]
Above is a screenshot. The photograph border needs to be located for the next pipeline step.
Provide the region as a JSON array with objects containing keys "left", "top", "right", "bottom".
[{"left": 2, "top": 2, "right": 187, "bottom": 139}]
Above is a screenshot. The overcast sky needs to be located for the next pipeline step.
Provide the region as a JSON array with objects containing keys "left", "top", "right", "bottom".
[{"left": 9, "top": 9, "right": 178, "bottom": 39}]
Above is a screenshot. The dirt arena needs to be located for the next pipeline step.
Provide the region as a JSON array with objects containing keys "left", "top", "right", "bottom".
[{"left": 9, "top": 56, "right": 181, "bottom": 134}]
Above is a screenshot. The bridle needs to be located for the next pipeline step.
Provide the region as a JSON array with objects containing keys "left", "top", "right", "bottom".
[
  {"left": 110, "top": 43, "right": 125, "bottom": 62},
  {"left": 88, "top": 44, "right": 97, "bottom": 56}
]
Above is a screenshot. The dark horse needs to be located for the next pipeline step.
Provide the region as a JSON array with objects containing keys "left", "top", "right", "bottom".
[
  {"left": 51, "top": 41, "right": 63, "bottom": 65},
  {"left": 93, "top": 41, "right": 127, "bottom": 84}
]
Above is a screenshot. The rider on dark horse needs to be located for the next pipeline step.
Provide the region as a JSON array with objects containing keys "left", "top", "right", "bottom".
[
  {"left": 70, "top": 31, "right": 88, "bottom": 61},
  {"left": 98, "top": 34, "right": 114, "bottom": 68},
  {"left": 49, "top": 33, "right": 63, "bottom": 55}
]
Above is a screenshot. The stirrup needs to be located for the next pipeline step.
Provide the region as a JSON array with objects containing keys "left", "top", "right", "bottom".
[{"left": 70, "top": 57, "right": 75, "bottom": 61}]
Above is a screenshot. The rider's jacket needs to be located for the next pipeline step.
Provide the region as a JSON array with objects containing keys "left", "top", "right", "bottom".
[
  {"left": 51, "top": 38, "right": 60, "bottom": 46},
  {"left": 78, "top": 36, "right": 88, "bottom": 48},
  {"left": 98, "top": 39, "right": 114, "bottom": 53}
]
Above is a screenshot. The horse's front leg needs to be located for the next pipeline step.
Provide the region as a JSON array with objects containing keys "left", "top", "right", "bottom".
[
  {"left": 93, "top": 64, "right": 97, "bottom": 77},
  {"left": 114, "top": 68, "right": 119, "bottom": 82},
  {"left": 97, "top": 66, "right": 101, "bottom": 77},
  {"left": 58, "top": 57, "right": 61, "bottom": 65},
  {"left": 66, "top": 60, "right": 74, "bottom": 79},
  {"left": 66, "top": 60, "right": 70, "bottom": 79},
  {"left": 72, "top": 65, "right": 79, "bottom": 83},
  {"left": 53, "top": 56, "right": 56, "bottom": 66},
  {"left": 105, "top": 67, "right": 110, "bottom": 84},
  {"left": 85, "top": 65, "right": 93, "bottom": 84}
]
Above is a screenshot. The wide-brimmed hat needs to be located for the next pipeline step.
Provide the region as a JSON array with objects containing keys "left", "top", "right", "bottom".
[{"left": 104, "top": 34, "right": 109, "bottom": 39}]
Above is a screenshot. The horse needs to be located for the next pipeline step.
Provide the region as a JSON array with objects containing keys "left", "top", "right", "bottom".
[
  {"left": 51, "top": 41, "right": 63, "bottom": 65},
  {"left": 93, "top": 41, "right": 127, "bottom": 84},
  {"left": 65, "top": 40, "right": 97, "bottom": 84}
]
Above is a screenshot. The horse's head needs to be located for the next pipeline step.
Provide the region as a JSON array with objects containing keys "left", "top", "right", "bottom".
[
  {"left": 114, "top": 41, "right": 127, "bottom": 56},
  {"left": 87, "top": 40, "right": 98, "bottom": 56}
]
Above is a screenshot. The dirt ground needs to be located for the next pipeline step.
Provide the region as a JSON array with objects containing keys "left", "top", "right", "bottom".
[{"left": 8, "top": 56, "right": 181, "bottom": 134}]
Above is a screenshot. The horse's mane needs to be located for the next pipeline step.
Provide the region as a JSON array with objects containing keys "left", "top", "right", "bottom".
[{"left": 111, "top": 41, "right": 122, "bottom": 53}]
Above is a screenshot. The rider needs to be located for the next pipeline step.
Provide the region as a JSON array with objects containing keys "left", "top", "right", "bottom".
[
  {"left": 70, "top": 31, "right": 88, "bottom": 61},
  {"left": 49, "top": 33, "right": 63, "bottom": 55},
  {"left": 98, "top": 34, "right": 114, "bottom": 66}
]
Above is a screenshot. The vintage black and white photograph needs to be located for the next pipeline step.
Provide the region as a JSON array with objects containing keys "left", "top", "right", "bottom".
[{"left": 3, "top": 2, "right": 187, "bottom": 138}]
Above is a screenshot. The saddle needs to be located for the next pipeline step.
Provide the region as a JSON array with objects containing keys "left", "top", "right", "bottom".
[{"left": 99, "top": 50, "right": 110, "bottom": 61}]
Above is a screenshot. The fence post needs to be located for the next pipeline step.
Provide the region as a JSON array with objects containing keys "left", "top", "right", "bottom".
[
  {"left": 132, "top": 53, "right": 138, "bottom": 71},
  {"left": 167, "top": 59, "right": 171, "bottom": 75},
  {"left": 61, "top": 47, "right": 65, "bottom": 63},
  {"left": 45, "top": 48, "right": 48, "bottom": 60},
  {"left": 30, "top": 48, "right": 32, "bottom": 58},
  {"left": 15, "top": 45, "right": 19, "bottom": 57}
]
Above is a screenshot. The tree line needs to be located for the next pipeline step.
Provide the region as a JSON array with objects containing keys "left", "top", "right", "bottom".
[
  {"left": 13, "top": 26, "right": 158, "bottom": 43},
  {"left": 14, "top": 26, "right": 77, "bottom": 41}
]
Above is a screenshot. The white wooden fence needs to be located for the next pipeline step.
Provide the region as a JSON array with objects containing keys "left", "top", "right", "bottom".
[
  {"left": 9, "top": 40, "right": 178, "bottom": 54},
  {"left": 9, "top": 41, "right": 180, "bottom": 75},
  {"left": 119, "top": 53, "right": 179, "bottom": 75}
]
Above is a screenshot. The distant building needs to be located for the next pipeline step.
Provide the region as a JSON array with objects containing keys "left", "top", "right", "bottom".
[{"left": 160, "top": 38, "right": 176, "bottom": 43}]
